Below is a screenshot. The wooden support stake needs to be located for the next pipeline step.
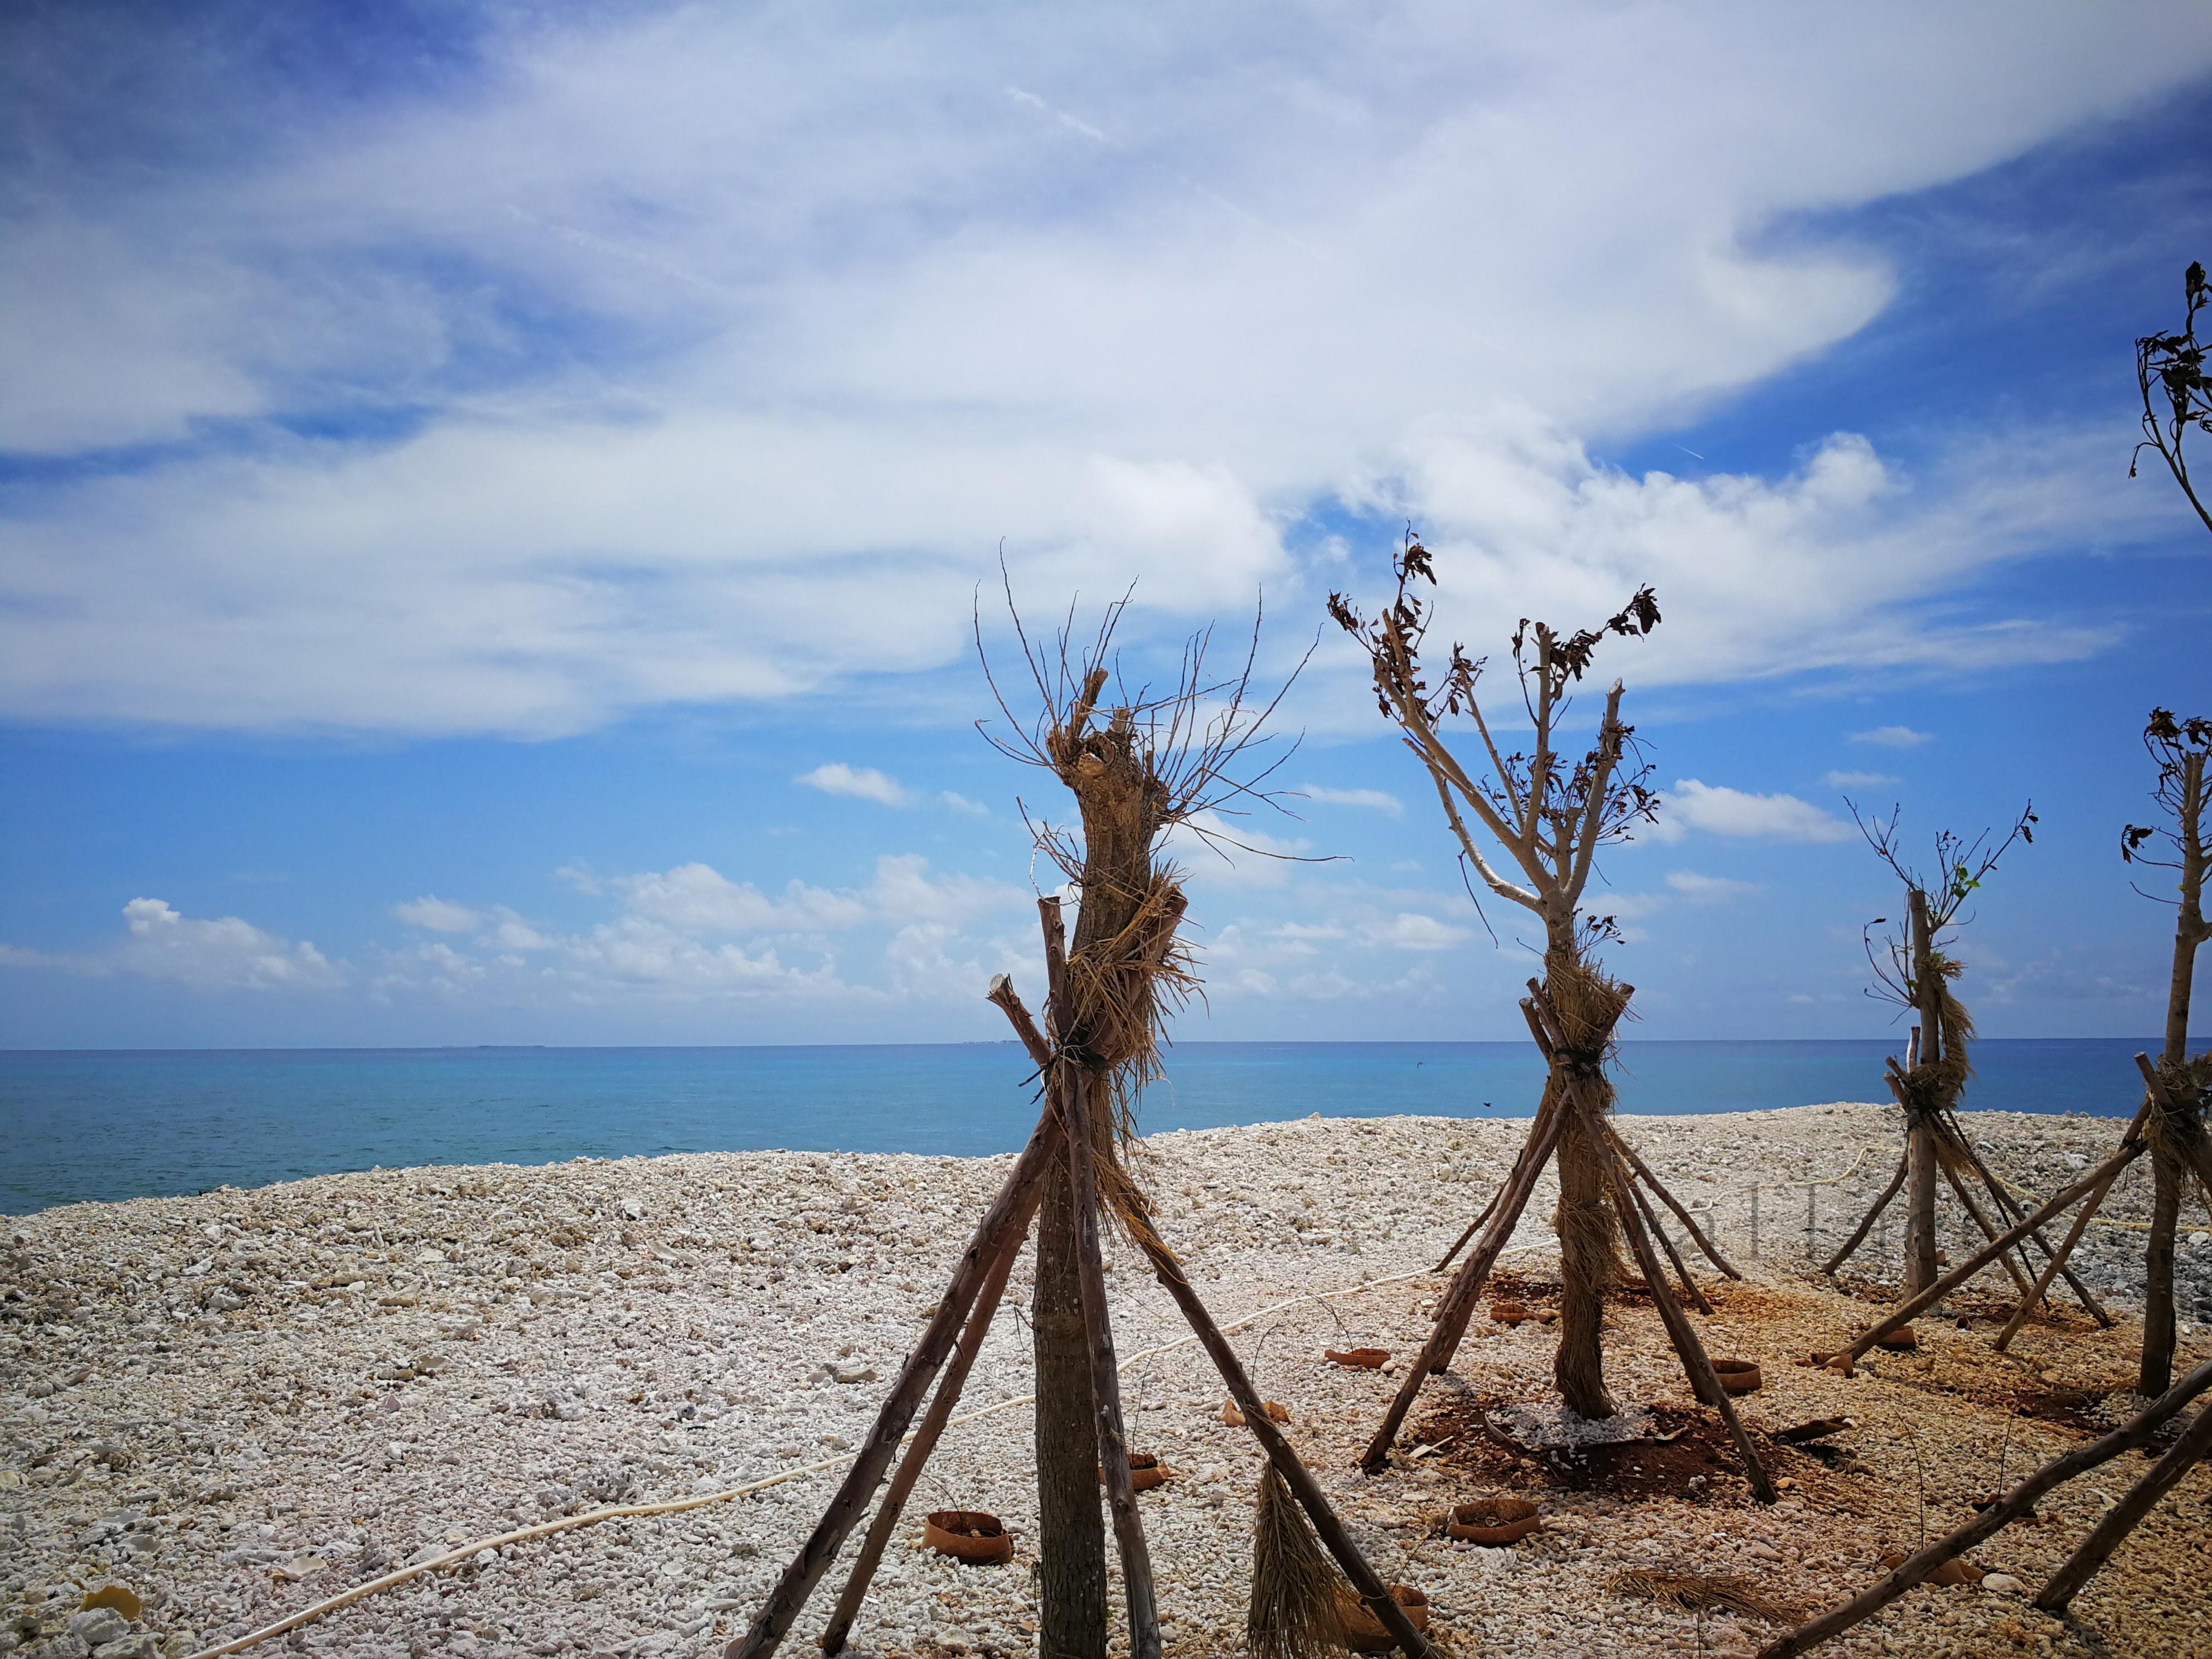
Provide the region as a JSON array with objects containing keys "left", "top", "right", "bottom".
[
  {"left": 819, "top": 1184, "right": 1039, "bottom": 1655},
  {"left": 729, "top": 1101, "right": 1064, "bottom": 1658},
  {"left": 1937, "top": 1157, "right": 2038, "bottom": 1302},
  {"left": 1840, "top": 1139, "right": 2149, "bottom": 1366},
  {"left": 1361, "top": 1011, "right": 1568, "bottom": 1473},
  {"left": 1598, "top": 1105, "right": 1773, "bottom": 1503},
  {"left": 1993, "top": 1098, "right": 2153, "bottom": 1351},
  {"left": 1757, "top": 1356, "right": 2212, "bottom": 1658},
  {"left": 1821, "top": 1152, "right": 1908, "bottom": 1277},
  {"left": 1611, "top": 1132, "right": 1742, "bottom": 1279},
  {"left": 1625, "top": 1171, "right": 1710, "bottom": 1314},
  {"left": 2035, "top": 1396, "right": 2212, "bottom": 1612},
  {"left": 989, "top": 977, "right": 1437, "bottom": 1658},
  {"left": 1037, "top": 900, "right": 1163, "bottom": 1659},
  {"left": 1434, "top": 1085, "right": 1560, "bottom": 1273},
  {"left": 1954, "top": 1132, "right": 2109, "bottom": 1324}
]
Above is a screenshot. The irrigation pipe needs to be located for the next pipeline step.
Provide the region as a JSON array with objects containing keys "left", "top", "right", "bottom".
[{"left": 186, "top": 1250, "right": 1535, "bottom": 1659}]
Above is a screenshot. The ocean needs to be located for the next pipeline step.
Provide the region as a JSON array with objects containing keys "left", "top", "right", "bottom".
[{"left": 0, "top": 1039, "right": 2171, "bottom": 1215}]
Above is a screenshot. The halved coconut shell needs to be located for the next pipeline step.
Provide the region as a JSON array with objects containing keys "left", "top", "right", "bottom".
[
  {"left": 1325, "top": 1347, "right": 1391, "bottom": 1369},
  {"left": 1446, "top": 1497, "right": 1541, "bottom": 1544},
  {"left": 1218, "top": 1398, "right": 1292, "bottom": 1427},
  {"left": 1336, "top": 1583, "right": 1430, "bottom": 1651},
  {"left": 1876, "top": 1325, "right": 1919, "bottom": 1351},
  {"left": 1714, "top": 1357, "right": 1762, "bottom": 1395},
  {"left": 923, "top": 1510, "right": 1012, "bottom": 1565},
  {"left": 1880, "top": 1548, "right": 1982, "bottom": 1585},
  {"left": 1099, "top": 1452, "right": 1170, "bottom": 1492},
  {"left": 1488, "top": 1301, "right": 1532, "bottom": 1326}
]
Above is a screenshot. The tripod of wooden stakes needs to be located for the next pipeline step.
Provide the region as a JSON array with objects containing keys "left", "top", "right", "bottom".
[
  {"left": 1359, "top": 976, "right": 1777, "bottom": 1502},
  {"left": 727, "top": 898, "right": 1437, "bottom": 1659}
]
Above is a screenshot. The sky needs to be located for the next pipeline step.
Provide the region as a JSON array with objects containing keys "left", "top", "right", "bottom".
[{"left": 2, "top": 0, "right": 2210, "bottom": 1049}]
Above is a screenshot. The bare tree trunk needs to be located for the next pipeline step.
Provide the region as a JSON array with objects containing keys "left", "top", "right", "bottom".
[
  {"left": 1546, "top": 927, "right": 1619, "bottom": 1419},
  {"left": 2143, "top": 751, "right": 2205, "bottom": 1397},
  {"left": 2143, "top": 1153, "right": 2184, "bottom": 1395},
  {"left": 1033, "top": 1156, "right": 1108, "bottom": 1659},
  {"left": 1902, "top": 890, "right": 1942, "bottom": 1297}
]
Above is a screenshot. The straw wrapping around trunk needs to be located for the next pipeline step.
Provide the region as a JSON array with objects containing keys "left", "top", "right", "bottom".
[
  {"left": 1546, "top": 959, "right": 1632, "bottom": 1293},
  {"left": 1248, "top": 1464, "right": 1349, "bottom": 1659}
]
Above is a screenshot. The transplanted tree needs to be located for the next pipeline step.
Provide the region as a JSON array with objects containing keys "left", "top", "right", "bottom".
[
  {"left": 2132, "top": 258, "right": 2212, "bottom": 542},
  {"left": 1827, "top": 802, "right": 2086, "bottom": 1313},
  {"left": 1331, "top": 537, "right": 1770, "bottom": 1502},
  {"left": 2123, "top": 708, "right": 2212, "bottom": 1395},
  {"left": 1330, "top": 535, "right": 1657, "bottom": 1419},
  {"left": 732, "top": 591, "right": 1438, "bottom": 1659}
]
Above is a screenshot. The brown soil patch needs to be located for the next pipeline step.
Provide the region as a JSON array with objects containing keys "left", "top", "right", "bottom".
[{"left": 1409, "top": 1395, "right": 1869, "bottom": 1510}]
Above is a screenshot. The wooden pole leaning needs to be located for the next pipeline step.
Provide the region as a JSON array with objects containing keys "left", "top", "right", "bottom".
[
  {"left": 1623, "top": 1173, "right": 1710, "bottom": 1314},
  {"left": 1037, "top": 897, "right": 1163, "bottom": 1659},
  {"left": 1821, "top": 1152, "right": 1908, "bottom": 1277},
  {"left": 2034, "top": 1395, "right": 2212, "bottom": 1612},
  {"left": 1757, "top": 1356, "right": 2212, "bottom": 1659},
  {"left": 1360, "top": 1013, "right": 1570, "bottom": 1474},
  {"left": 1935, "top": 1159, "right": 2038, "bottom": 1302},
  {"left": 1991, "top": 1097, "right": 2151, "bottom": 1351},
  {"left": 1609, "top": 1130, "right": 1742, "bottom": 1279},
  {"left": 1954, "top": 1135, "right": 2110, "bottom": 1325},
  {"left": 1602, "top": 1144, "right": 1773, "bottom": 1504},
  {"left": 1836, "top": 1138, "right": 2150, "bottom": 1367},
  {"left": 728, "top": 1098, "right": 1064, "bottom": 1659},
  {"left": 1433, "top": 1085, "right": 1561, "bottom": 1273},
  {"left": 988, "top": 979, "right": 1439, "bottom": 1658},
  {"left": 818, "top": 1171, "right": 1041, "bottom": 1655}
]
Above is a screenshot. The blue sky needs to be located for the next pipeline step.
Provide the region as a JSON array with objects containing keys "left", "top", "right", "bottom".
[{"left": 3, "top": 1, "right": 2209, "bottom": 1048}]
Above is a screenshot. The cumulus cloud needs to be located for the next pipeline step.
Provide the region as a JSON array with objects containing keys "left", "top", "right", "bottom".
[
  {"left": 1653, "top": 780, "right": 1855, "bottom": 843},
  {"left": 392, "top": 895, "right": 482, "bottom": 933},
  {"left": 939, "top": 791, "right": 990, "bottom": 816},
  {"left": 797, "top": 764, "right": 910, "bottom": 807},
  {"left": 1300, "top": 785, "right": 1403, "bottom": 815},
  {"left": 1, "top": 5, "right": 2203, "bottom": 733},
  {"left": 1360, "top": 912, "right": 1469, "bottom": 951},
  {"left": 1822, "top": 769, "right": 1899, "bottom": 788},
  {"left": 1665, "top": 871, "right": 1763, "bottom": 904},
  {"left": 0, "top": 898, "right": 347, "bottom": 991},
  {"left": 1851, "top": 726, "right": 1936, "bottom": 748}
]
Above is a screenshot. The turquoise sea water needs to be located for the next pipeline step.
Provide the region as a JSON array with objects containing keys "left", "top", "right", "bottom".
[{"left": 0, "top": 1039, "right": 2172, "bottom": 1215}]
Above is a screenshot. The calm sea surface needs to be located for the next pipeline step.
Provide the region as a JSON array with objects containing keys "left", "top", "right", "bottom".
[{"left": 0, "top": 1039, "right": 2171, "bottom": 1215}]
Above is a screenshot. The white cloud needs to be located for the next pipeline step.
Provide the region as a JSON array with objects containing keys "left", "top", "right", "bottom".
[
  {"left": 614, "top": 863, "right": 872, "bottom": 935},
  {"left": 798, "top": 764, "right": 910, "bottom": 807},
  {"left": 1360, "top": 912, "right": 1469, "bottom": 952},
  {"left": 1300, "top": 785, "right": 1403, "bottom": 816},
  {"left": 939, "top": 791, "right": 991, "bottom": 816},
  {"left": 118, "top": 899, "right": 343, "bottom": 989},
  {"left": 0, "top": 898, "right": 351, "bottom": 991},
  {"left": 1167, "top": 812, "right": 1318, "bottom": 887},
  {"left": 1, "top": 6, "right": 2203, "bottom": 733},
  {"left": 392, "top": 895, "right": 482, "bottom": 933},
  {"left": 1821, "top": 769, "right": 1899, "bottom": 789},
  {"left": 612, "top": 853, "right": 1022, "bottom": 937},
  {"left": 1665, "top": 871, "right": 1763, "bottom": 904},
  {"left": 1654, "top": 779, "right": 1855, "bottom": 843},
  {"left": 1850, "top": 726, "right": 1936, "bottom": 748}
]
